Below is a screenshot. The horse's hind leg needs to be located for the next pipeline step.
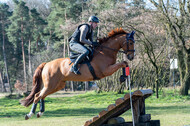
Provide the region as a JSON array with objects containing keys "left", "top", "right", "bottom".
[
  {"left": 25, "top": 92, "right": 41, "bottom": 120},
  {"left": 36, "top": 81, "right": 66, "bottom": 118},
  {"left": 25, "top": 103, "right": 37, "bottom": 120},
  {"left": 31, "top": 87, "right": 49, "bottom": 118},
  {"left": 36, "top": 99, "right": 45, "bottom": 118},
  {"left": 25, "top": 89, "right": 47, "bottom": 120}
]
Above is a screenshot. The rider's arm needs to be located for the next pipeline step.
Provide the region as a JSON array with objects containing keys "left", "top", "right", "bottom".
[
  {"left": 89, "top": 31, "right": 93, "bottom": 42},
  {"left": 79, "top": 25, "right": 92, "bottom": 45}
]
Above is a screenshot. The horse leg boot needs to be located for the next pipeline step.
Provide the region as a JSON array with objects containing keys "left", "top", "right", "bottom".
[
  {"left": 25, "top": 91, "right": 41, "bottom": 120},
  {"left": 37, "top": 99, "right": 45, "bottom": 118},
  {"left": 25, "top": 103, "right": 37, "bottom": 120},
  {"left": 70, "top": 51, "right": 89, "bottom": 75}
]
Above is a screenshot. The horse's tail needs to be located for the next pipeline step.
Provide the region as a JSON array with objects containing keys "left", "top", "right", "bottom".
[{"left": 20, "top": 62, "right": 46, "bottom": 107}]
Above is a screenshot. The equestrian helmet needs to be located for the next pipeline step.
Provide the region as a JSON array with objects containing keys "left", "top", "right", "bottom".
[{"left": 88, "top": 16, "right": 99, "bottom": 23}]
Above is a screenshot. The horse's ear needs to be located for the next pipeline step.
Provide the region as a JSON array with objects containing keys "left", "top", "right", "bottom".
[{"left": 130, "top": 31, "right": 135, "bottom": 37}]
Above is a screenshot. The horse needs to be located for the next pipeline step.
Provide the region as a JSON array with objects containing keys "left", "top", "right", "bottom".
[{"left": 20, "top": 28, "right": 135, "bottom": 120}]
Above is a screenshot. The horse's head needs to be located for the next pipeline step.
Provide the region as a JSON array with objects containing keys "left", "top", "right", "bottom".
[
  {"left": 98, "top": 28, "right": 135, "bottom": 61},
  {"left": 121, "top": 31, "right": 135, "bottom": 61}
]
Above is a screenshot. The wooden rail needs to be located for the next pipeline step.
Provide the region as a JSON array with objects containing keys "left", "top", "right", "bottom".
[{"left": 84, "top": 89, "right": 154, "bottom": 126}]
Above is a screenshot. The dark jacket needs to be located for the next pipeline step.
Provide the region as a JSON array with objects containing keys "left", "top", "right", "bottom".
[{"left": 69, "top": 24, "right": 93, "bottom": 45}]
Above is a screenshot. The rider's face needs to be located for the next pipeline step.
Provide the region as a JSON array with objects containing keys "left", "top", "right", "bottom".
[{"left": 92, "top": 22, "right": 98, "bottom": 29}]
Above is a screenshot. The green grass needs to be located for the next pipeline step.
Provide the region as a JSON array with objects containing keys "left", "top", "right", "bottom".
[{"left": 0, "top": 89, "right": 190, "bottom": 126}]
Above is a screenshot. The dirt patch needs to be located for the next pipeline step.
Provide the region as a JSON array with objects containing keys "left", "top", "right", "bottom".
[
  {"left": 0, "top": 93, "right": 10, "bottom": 98},
  {"left": 47, "top": 90, "right": 86, "bottom": 98},
  {"left": 0, "top": 90, "right": 87, "bottom": 99}
]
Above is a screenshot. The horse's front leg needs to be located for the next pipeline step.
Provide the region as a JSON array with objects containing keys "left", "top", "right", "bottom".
[{"left": 103, "top": 61, "right": 128, "bottom": 76}]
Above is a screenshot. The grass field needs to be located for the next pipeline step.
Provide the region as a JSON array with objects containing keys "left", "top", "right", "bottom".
[{"left": 0, "top": 89, "right": 190, "bottom": 126}]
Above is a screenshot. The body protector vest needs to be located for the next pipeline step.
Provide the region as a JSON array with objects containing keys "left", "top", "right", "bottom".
[{"left": 69, "top": 24, "right": 92, "bottom": 45}]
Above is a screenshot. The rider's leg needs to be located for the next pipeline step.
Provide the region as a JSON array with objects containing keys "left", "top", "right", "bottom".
[
  {"left": 70, "top": 42, "right": 89, "bottom": 75},
  {"left": 71, "top": 50, "right": 89, "bottom": 74}
]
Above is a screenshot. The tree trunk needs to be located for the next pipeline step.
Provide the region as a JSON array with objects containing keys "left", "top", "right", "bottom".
[
  {"left": 21, "top": 36, "right": 27, "bottom": 87},
  {"left": 71, "top": 81, "right": 74, "bottom": 92},
  {"left": 179, "top": 52, "right": 190, "bottom": 95},
  {"left": 2, "top": 18, "right": 12, "bottom": 93},
  {"left": 0, "top": 71, "right": 6, "bottom": 92},
  {"left": 63, "top": 36, "right": 66, "bottom": 58},
  {"left": 67, "top": 36, "right": 70, "bottom": 56},
  {"left": 85, "top": 81, "right": 89, "bottom": 92},
  {"left": 36, "top": 35, "right": 40, "bottom": 51},
  {"left": 28, "top": 39, "right": 32, "bottom": 91},
  {"left": 21, "top": 19, "right": 27, "bottom": 87},
  {"left": 180, "top": 75, "right": 190, "bottom": 95},
  {"left": 155, "top": 69, "right": 159, "bottom": 98}
]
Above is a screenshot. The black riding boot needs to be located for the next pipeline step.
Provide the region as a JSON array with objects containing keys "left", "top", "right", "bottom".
[{"left": 70, "top": 53, "right": 86, "bottom": 75}]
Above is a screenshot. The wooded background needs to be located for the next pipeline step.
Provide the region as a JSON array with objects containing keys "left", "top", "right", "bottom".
[{"left": 0, "top": 0, "right": 189, "bottom": 97}]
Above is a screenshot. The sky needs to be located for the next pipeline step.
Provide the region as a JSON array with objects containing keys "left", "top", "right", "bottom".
[
  {"left": 0, "top": 0, "right": 169, "bottom": 10},
  {"left": 0, "top": 0, "right": 9, "bottom": 3}
]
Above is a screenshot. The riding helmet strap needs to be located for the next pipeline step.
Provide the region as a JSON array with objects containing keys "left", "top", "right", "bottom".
[{"left": 86, "top": 62, "right": 99, "bottom": 80}]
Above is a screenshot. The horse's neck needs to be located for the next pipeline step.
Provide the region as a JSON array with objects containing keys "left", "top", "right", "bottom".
[
  {"left": 101, "top": 43, "right": 117, "bottom": 57},
  {"left": 92, "top": 39, "right": 120, "bottom": 65},
  {"left": 101, "top": 36, "right": 122, "bottom": 55}
]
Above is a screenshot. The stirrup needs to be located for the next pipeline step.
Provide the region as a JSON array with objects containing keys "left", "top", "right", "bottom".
[{"left": 70, "top": 66, "right": 81, "bottom": 75}]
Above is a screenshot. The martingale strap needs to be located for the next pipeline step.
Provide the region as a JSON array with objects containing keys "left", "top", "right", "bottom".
[{"left": 86, "top": 62, "right": 100, "bottom": 80}]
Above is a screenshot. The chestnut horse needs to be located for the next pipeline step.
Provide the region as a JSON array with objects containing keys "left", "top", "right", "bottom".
[{"left": 21, "top": 28, "right": 135, "bottom": 120}]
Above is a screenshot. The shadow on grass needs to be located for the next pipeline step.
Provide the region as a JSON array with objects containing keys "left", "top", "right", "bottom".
[
  {"left": 44, "top": 107, "right": 105, "bottom": 117},
  {"left": 4, "top": 105, "right": 187, "bottom": 118},
  {"left": 0, "top": 111, "right": 27, "bottom": 118},
  {"left": 146, "top": 105, "right": 190, "bottom": 115},
  {"left": 41, "top": 105, "right": 190, "bottom": 118},
  {"left": 0, "top": 107, "right": 105, "bottom": 118}
]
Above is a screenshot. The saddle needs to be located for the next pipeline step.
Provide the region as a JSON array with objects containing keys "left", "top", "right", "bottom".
[{"left": 69, "top": 47, "right": 99, "bottom": 80}]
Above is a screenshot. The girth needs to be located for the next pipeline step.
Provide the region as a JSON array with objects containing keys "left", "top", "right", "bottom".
[
  {"left": 69, "top": 60, "right": 99, "bottom": 80},
  {"left": 86, "top": 62, "right": 100, "bottom": 80}
]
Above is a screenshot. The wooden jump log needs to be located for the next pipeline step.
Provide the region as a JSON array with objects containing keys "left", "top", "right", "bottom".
[{"left": 84, "top": 89, "right": 160, "bottom": 126}]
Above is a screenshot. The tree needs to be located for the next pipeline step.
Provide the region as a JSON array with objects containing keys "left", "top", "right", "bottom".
[
  {"left": 149, "top": 0, "right": 190, "bottom": 95},
  {"left": 0, "top": 3, "right": 13, "bottom": 93},
  {"left": 7, "top": 0, "right": 31, "bottom": 91},
  {"left": 28, "top": 8, "right": 47, "bottom": 81},
  {"left": 25, "top": 0, "right": 51, "bottom": 18}
]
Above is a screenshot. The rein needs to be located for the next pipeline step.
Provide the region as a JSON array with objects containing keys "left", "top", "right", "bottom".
[
  {"left": 99, "top": 34, "right": 135, "bottom": 54},
  {"left": 100, "top": 45, "right": 127, "bottom": 54}
]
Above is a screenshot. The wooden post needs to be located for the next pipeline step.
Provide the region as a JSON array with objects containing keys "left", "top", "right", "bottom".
[
  {"left": 140, "top": 97, "right": 145, "bottom": 115},
  {"left": 132, "top": 99, "right": 140, "bottom": 123}
]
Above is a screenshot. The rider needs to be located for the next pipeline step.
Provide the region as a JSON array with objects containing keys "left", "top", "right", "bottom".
[{"left": 69, "top": 16, "right": 99, "bottom": 75}]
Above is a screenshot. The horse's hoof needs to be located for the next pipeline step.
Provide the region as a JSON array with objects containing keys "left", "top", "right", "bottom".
[
  {"left": 37, "top": 113, "right": 40, "bottom": 118},
  {"left": 25, "top": 115, "right": 29, "bottom": 120}
]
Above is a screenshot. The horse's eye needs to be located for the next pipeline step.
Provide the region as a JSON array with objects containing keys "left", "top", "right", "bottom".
[{"left": 130, "top": 43, "right": 133, "bottom": 45}]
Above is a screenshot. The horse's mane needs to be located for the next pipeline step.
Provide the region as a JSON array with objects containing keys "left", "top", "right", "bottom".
[{"left": 98, "top": 28, "right": 127, "bottom": 44}]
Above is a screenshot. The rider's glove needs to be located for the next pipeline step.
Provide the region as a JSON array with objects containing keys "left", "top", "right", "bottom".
[{"left": 92, "top": 42, "right": 99, "bottom": 48}]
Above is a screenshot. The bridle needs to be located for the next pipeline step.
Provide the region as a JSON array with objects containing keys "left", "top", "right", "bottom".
[
  {"left": 121, "top": 33, "right": 135, "bottom": 54},
  {"left": 99, "top": 33, "right": 135, "bottom": 54}
]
